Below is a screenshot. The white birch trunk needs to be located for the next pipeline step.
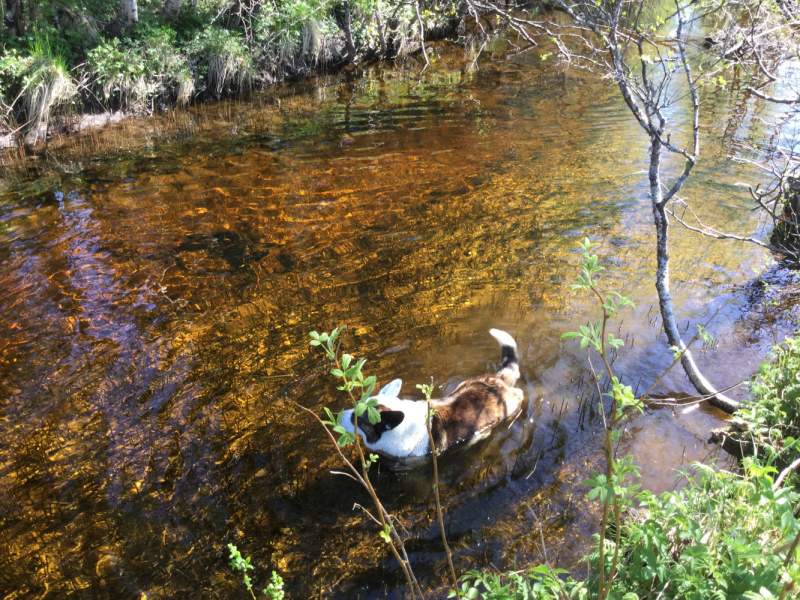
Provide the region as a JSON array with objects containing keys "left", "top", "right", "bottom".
[{"left": 649, "top": 139, "right": 740, "bottom": 413}]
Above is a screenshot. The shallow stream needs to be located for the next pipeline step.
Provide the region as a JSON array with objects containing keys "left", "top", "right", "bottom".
[{"left": 1, "top": 35, "right": 797, "bottom": 599}]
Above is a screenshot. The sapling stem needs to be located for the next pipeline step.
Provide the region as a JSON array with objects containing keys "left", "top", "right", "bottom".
[
  {"left": 304, "top": 328, "right": 424, "bottom": 599},
  {"left": 564, "top": 240, "right": 642, "bottom": 599},
  {"left": 418, "top": 382, "right": 459, "bottom": 597},
  {"left": 292, "top": 401, "right": 421, "bottom": 599}
]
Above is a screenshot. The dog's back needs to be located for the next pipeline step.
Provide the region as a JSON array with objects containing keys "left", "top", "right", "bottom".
[{"left": 430, "top": 330, "right": 523, "bottom": 450}]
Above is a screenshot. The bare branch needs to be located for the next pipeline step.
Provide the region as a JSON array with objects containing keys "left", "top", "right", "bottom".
[{"left": 666, "top": 198, "right": 791, "bottom": 257}]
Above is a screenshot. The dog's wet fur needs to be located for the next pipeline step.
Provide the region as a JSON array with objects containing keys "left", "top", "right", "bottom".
[{"left": 342, "top": 329, "right": 523, "bottom": 459}]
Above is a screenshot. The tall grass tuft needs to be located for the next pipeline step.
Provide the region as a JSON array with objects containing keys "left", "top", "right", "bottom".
[
  {"left": 22, "top": 36, "right": 76, "bottom": 144},
  {"left": 188, "top": 28, "right": 254, "bottom": 98},
  {"left": 255, "top": 4, "right": 339, "bottom": 75}
]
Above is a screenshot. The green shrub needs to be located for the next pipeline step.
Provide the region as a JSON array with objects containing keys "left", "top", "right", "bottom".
[
  {"left": 594, "top": 458, "right": 800, "bottom": 599},
  {"left": 87, "top": 27, "right": 192, "bottom": 110},
  {"left": 456, "top": 566, "right": 586, "bottom": 599},
  {"left": 0, "top": 48, "right": 30, "bottom": 114},
  {"left": 254, "top": 0, "right": 340, "bottom": 70},
  {"left": 737, "top": 333, "right": 800, "bottom": 463}
]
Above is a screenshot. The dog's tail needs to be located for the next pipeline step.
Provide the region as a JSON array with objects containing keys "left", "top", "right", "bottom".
[{"left": 489, "top": 329, "right": 520, "bottom": 386}]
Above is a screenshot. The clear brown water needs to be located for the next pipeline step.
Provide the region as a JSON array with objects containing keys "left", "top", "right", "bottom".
[{"left": 1, "top": 37, "right": 798, "bottom": 599}]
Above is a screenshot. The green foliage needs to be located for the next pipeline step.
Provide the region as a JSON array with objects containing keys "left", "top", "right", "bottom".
[
  {"left": 87, "top": 27, "right": 192, "bottom": 109},
  {"left": 254, "top": 0, "right": 339, "bottom": 67},
  {"left": 562, "top": 238, "right": 635, "bottom": 355},
  {"left": 309, "top": 327, "right": 381, "bottom": 453},
  {"left": 264, "top": 570, "right": 285, "bottom": 600},
  {"left": 0, "top": 48, "right": 31, "bottom": 108},
  {"left": 593, "top": 458, "right": 800, "bottom": 599},
  {"left": 379, "top": 523, "right": 392, "bottom": 543},
  {"left": 454, "top": 566, "right": 587, "bottom": 599},
  {"left": 737, "top": 332, "right": 800, "bottom": 463},
  {"left": 228, "top": 543, "right": 257, "bottom": 596},
  {"left": 228, "top": 544, "right": 285, "bottom": 600},
  {"left": 14, "top": 34, "right": 77, "bottom": 137}
]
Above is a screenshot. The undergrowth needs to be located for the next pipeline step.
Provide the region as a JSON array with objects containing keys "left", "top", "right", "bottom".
[
  {"left": 187, "top": 28, "right": 254, "bottom": 98},
  {"left": 0, "top": 0, "right": 461, "bottom": 137},
  {"left": 88, "top": 26, "right": 192, "bottom": 111},
  {"left": 736, "top": 333, "right": 800, "bottom": 465}
]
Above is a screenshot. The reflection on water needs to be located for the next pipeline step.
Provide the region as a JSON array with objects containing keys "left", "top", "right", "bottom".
[{"left": 0, "top": 38, "right": 796, "bottom": 598}]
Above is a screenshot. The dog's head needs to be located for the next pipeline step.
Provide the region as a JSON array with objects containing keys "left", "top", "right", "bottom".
[
  {"left": 341, "top": 378, "right": 406, "bottom": 444},
  {"left": 351, "top": 406, "right": 405, "bottom": 444}
]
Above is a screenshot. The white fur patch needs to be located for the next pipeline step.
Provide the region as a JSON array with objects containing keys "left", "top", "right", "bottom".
[
  {"left": 377, "top": 378, "right": 402, "bottom": 399},
  {"left": 342, "top": 395, "right": 432, "bottom": 458},
  {"left": 489, "top": 328, "right": 517, "bottom": 349}
]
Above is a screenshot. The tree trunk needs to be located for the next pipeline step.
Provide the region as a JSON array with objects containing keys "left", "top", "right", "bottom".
[
  {"left": 162, "top": 0, "right": 181, "bottom": 22},
  {"left": 374, "top": 0, "right": 387, "bottom": 56},
  {"left": 5, "top": 0, "right": 25, "bottom": 36},
  {"left": 649, "top": 138, "right": 740, "bottom": 414},
  {"left": 109, "top": 0, "right": 138, "bottom": 36},
  {"left": 769, "top": 177, "right": 800, "bottom": 257},
  {"left": 342, "top": 0, "right": 356, "bottom": 62},
  {"left": 414, "top": 0, "right": 429, "bottom": 67}
]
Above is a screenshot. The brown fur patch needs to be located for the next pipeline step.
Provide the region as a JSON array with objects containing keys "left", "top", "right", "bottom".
[{"left": 430, "top": 374, "right": 523, "bottom": 452}]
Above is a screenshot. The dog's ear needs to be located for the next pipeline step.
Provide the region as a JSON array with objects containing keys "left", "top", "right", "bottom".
[
  {"left": 380, "top": 410, "right": 405, "bottom": 430},
  {"left": 378, "top": 378, "right": 402, "bottom": 399}
]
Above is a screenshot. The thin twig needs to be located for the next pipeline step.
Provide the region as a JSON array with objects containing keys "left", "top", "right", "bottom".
[{"left": 424, "top": 389, "right": 459, "bottom": 596}]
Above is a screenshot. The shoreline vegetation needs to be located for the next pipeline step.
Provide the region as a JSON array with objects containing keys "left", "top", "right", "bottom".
[{"left": 0, "top": 0, "right": 472, "bottom": 148}]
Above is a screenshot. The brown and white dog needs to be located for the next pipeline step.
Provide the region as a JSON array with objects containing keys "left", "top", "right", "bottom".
[{"left": 341, "top": 329, "right": 523, "bottom": 459}]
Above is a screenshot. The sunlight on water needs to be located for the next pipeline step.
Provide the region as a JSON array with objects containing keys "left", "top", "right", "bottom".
[{"left": 0, "top": 36, "right": 797, "bottom": 598}]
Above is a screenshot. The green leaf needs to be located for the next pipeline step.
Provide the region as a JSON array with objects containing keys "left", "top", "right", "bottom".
[
  {"left": 330, "top": 368, "right": 344, "bottom": 377},
  {"left": 341, "top": 353, "right": 351, "bottom": 370},
  {"left": 368, "top": 406, "right": 381, "bottom": 425},
  {"left": 337, "top": 432, "right": 354, "bottom": 447},
  {"left": 354, "top": 403, "right": 367, "bottom": 416},
  {"left": 379, "top": 524, "right": 392, "bottom": 543},
  {"left": 362, "top": 379, "right": 376, "bottom": 400}
]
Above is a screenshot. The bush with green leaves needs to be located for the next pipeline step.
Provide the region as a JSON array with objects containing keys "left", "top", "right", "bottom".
[
  {"left": 87, "top": 27, "right": 192, "bottom": 110},
  {"left": 736, "top": 333, "right": 800, "bottom": 464},
  {"left": 254, "top": 0, "right": 341, "bottom": 69},
  {"left": 5, "top": 35, "right": 77, "bottom": 140},
  {"left": 455, "top": 566, "right": 587, "bottom": 599},
  {"left": 598, "top": 458, "right": 800, "bottom": 599},
  {"left": 0, "top": 48, "right": 30, "bottom": 112}
]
